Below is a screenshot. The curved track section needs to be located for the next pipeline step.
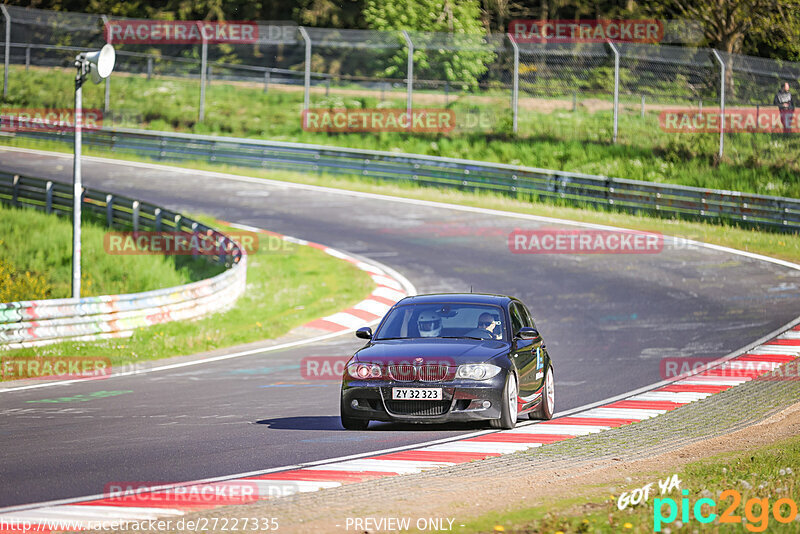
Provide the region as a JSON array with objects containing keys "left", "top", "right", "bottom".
[{"left": 1, "top": 147, "right": 799, "bottom": 508}]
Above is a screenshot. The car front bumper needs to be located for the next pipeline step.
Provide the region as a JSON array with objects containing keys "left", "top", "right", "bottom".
[{"left": 341, "top": 374, "right": 507, "bottom": 423}]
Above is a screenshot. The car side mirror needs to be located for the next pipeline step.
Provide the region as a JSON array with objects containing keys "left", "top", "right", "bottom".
[
  {"left": 355, "top": 327, "right": 373, "bottom": 340},
  {"left": 516, "top": 327, "right": 540, "bottom": 341}
]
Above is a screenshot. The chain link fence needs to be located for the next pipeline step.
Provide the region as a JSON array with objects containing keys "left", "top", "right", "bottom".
[{"left": 2, "top": 5, "right": 800, "bottom": 161}]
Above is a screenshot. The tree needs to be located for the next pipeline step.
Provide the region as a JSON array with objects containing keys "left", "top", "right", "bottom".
[
  {"left": 650, "top": 0, "right": 800, "bottom": 59},
  {"left": 363, "top": 0, "right": 496, "bottom": 89}
]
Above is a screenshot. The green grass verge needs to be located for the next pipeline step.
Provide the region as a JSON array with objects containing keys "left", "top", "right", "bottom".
[
  {"left": 4, "top": 65, "right": 800, "bottom": 197},
  {"left": 458, "top": 433, "right": 800, "bottom": 533},
  {"left": 0, "top": 202, "right": 219, "bottom": 300},
  {"left": 4, "top": 135, "right": 798, "bottom": 266},
  {"left": 3, "top": 218, "right": 374, "bottom": 373}
]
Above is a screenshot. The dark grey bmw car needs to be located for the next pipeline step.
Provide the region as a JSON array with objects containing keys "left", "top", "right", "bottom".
[{"left": 340, "top": 293, "right": 554, "bottom": 430}]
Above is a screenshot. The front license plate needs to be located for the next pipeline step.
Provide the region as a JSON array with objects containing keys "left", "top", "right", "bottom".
[{"left": 392, "top": 388, "right": 442, "bottom": 400}]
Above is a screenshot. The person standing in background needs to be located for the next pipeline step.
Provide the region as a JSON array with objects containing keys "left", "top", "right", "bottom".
[{"left": 774, "top": 82, "right": 795, "bottom": 134}]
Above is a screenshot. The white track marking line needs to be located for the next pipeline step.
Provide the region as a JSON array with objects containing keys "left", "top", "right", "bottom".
[
  {"left": 419, "top": 442, "right": 537, "bottom": 453},
  {"left": 503, "top": 424, "right": 607, "bottom": 435},
  {"left": 316, "top": 312, "right": 367, "bottom": 330},
  {"left": 372, "top": 286, "right": 407, "bottom": 301},
  {"left": 629, "top": 392, "right": 713, "bottom": 403},
  {"left": 353, "top": 299, "right": 391, "bottom": 316},
  {"left": 304, "top": 459, "right": 453, "bottom": 473},
  {"left": 370, "top": 275, "right": 403, "bottom": 291},
  {"left": 578, "top": 407, "right": 664, "bottom": 419},
  {"left": 248, "top": 480, "right": 341, "bottom": 497}
]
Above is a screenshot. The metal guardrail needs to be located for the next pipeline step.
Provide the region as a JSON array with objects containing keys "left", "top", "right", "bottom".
[
  {"left": 0, "top": 172, "right": 247, "bottom": 349},
  {"left": 10, "top": 126, "right": 800, "bottom": 231}
]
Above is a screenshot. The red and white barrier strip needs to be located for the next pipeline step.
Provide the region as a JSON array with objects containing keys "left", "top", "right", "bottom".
[
  {"left": 1, "top": 325, "right": 797, "bottom": 530},
  {"left": 220, "top": 222, "right": 410, "bottom": 334}
]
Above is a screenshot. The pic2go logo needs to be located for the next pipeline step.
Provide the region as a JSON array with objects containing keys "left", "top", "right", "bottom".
[{"left": 654, "top": 489, "right": 799, "bottom": 532}]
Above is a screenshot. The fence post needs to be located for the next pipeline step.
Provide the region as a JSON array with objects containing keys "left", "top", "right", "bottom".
[
  {"left": 711, "top": 49, "right": 725, "bottom": 158},
  {"left": 132, "top": 200, "right": 140, "bottom": 232},
  {"left": 101, "top": 15, "right": 110, "bottom": 112},
  {"left": 106, "top": 194, "right": 113, "bottom": 227},
  {"left": 641, "top": 95, "right": 645, "bottom": 118},
  {"left": 401, "top": 30, "right": 413, "bottom": 119},
  {"left": 45, "top": 180, "right": 53, "bottom": 214},
  {"left": 607, "top": 40, "right": 619, "bottom": 143},
  {"left": 1, "top": 6, "right": 10, "bottom": 100},
  {"left": 507, "top": 33, "right": 519, "bottom": 134},
  {"left": 298, "top": 27, "right": 311, "bottom": 111},
  {"left": 198, "top": 22, "right": 207, "bottom": 123}
]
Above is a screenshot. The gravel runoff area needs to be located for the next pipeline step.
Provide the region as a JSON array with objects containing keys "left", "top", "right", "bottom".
[{"left": 98, "top": 360, "right": 800, "bottom": 534}]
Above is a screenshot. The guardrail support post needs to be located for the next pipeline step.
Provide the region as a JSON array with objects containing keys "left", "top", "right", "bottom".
[
  {"left": 147, "top": 56, "right": 153, "bottom": 80},
  {"left": 45, "top": 180, "right": 53, "bottom": 213},
  {"left": 11, "top": 174, "right": 18, "bottom": 206},
  {"left": 1, "top": 6, "right": 10, "bottom": 100},
  {"left": 298, "top": 27, "right": 311, "bottom": 112},
  {"left": 402, "top": 30, "right": 413, "bottom": 119},
  {"left": 154, "top": 207, "right": 162, "bottom": 231},
  {"left": 25, "top": 46, "right": 30, "bottom": 71},
  {"left": 711, "top": 49, "right": 725, "bottom": 158},
  {"left": 132, "top": 200, "right": 140, "bottom": 232},
  {"left": 106, "top": 194, "right": 113, "bottom": 227},
  {"left": 263, "top": 69, "right": 270, "bottom": 93},
  {"left": 607, "top": 40, "right": 619, "bottom": 144},
  {"left": 507, "top": 33, "right": 519, "bottom": 134}
]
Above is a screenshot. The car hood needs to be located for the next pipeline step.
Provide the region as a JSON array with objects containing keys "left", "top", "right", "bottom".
[{"left": 354, "top": 338, "right": 509, "bottom": 364}]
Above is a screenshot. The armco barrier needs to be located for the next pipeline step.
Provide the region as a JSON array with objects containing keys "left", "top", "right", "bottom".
[
  {"left": 9, "top": 126, "right": 800, "bottom": 231},
  {"left": 0, "top": 172, "right": 247, "bottom": 349}
]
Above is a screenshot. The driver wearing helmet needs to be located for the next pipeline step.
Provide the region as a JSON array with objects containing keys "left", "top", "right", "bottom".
[
  {"left": 417, "top": 311, "right": 442, "bottom": 338},
  {"left": 478, "top": 312, "right": 501, "bottom": 339}
]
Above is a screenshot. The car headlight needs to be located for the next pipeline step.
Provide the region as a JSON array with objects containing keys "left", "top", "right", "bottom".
[
  {"left": 347, "top": 363, "right": 382, "bottom": 379},
  {"left": 456, "top": 363, "right": 501, "bottom": 380}
]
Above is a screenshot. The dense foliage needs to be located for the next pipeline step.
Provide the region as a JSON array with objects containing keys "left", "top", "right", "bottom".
[{"left": 12, "top": 0, "right": 800, "bottom": 61}]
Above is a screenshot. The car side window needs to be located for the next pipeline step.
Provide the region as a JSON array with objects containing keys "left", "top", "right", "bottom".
[
  {"left": 509, "top": 303, "right": 525, "bottom": 335},
  {"left": 519, "top": 303, "right": 536, "bottom": 329}
]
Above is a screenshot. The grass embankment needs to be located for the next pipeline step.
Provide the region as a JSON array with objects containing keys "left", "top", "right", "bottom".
[
  {"left": 4, "top": 65, "right": 800, "bottom": 197},
  {"left": 2, "top": 210, "right": 375, "bottom": 373},
  {"left": 0, "top": 202, "right": 217, "bottom": 301},
  {"left": 460, "top": 433, "right": 800, "bottom": 533}
]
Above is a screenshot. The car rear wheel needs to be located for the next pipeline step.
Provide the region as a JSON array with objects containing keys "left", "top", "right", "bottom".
[
  {"left": 490, "top": 372, "right": 518, "bottom": 429},
  {"left": 340, "top": 397, "right": 369, "bottom": 430},
  {"left": 530, "top": 365, "right": 555, "bottom": 420}
]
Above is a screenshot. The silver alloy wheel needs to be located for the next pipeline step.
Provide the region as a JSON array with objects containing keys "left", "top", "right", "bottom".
[
  {"left": 545, "top": 368, "right": 554, "bottom": 414},
  {"left": 508, "top": 374, "right": 518, "bottom": 424}
]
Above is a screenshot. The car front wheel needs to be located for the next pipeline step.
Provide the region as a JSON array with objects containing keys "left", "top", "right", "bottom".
[
  {"left": 340, "top": 397, "right": 369, "bottom": 430},
  {"left": 490, "top": 372, "right": 518, "bottom": 429}
]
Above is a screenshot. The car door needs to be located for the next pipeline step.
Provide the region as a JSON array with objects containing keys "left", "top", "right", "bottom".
[
  {"left": 509, "top": 302, "right": 538, "bottom": 410},
  {"left": 519, "top": 302, "right": 546, "bottom": 397}
]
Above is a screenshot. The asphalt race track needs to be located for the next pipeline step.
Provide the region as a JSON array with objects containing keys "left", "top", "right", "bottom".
[{"left": 2, "top": 148, "right": 799, "bottom": 508}]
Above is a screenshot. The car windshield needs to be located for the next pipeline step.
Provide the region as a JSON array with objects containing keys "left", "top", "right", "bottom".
[{"left": 374, "top": 303, "right": 507, "bottom": 341}]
